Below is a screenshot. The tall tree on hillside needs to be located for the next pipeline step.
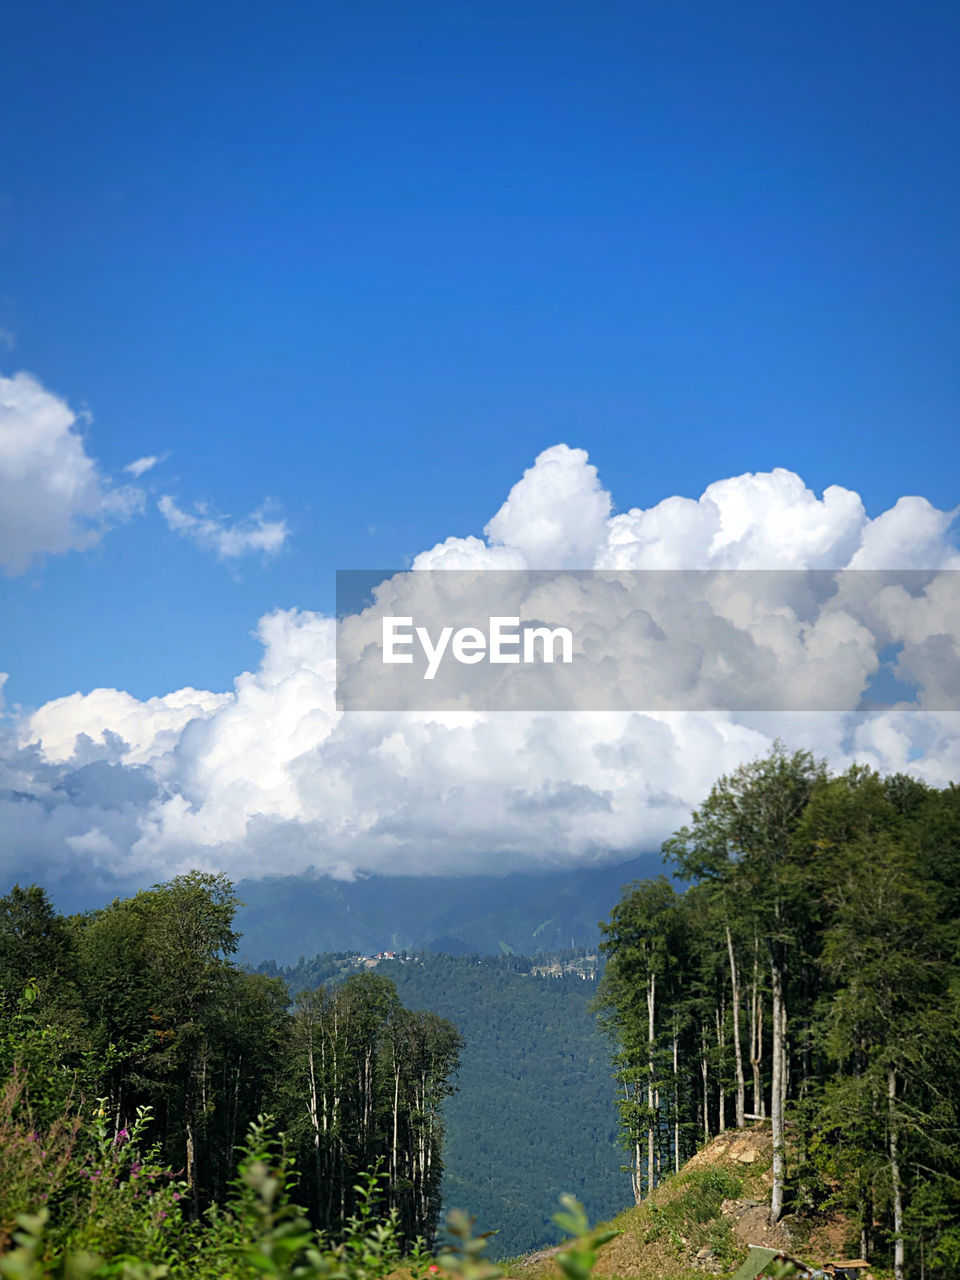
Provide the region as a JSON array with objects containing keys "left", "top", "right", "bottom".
[
  {"left": 75, "top": 871, "right": 245, "bottom": 1213},
  {"left": 819, "top": 832, "right": 955, "bottom": 1280},
  {"left": 598, "top": 876, "right": 680, "bottom": 1199},
  {"left": 664, "top": 743, "right": 826, "bottom": 1223}
]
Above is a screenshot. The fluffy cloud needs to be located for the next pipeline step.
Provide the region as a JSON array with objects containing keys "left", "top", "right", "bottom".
[
  {"left": 4, "top": 445, "right": 960, "bottom": 888},
  {"left": 158, "top": 495, "right": 289, "bottom": 560},
  {"left": 0, "top": 372, "right": 144, "bottom": 574}
]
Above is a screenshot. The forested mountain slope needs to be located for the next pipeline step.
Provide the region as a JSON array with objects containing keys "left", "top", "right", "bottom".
[{"left": 273, "top": 951, "right": 628, "bottom": 1258}]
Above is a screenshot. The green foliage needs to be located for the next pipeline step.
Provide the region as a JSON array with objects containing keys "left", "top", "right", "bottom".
[
  {"left": 435, "top": 1210, "right": 503, "bottom": 1280},
  {"left": 642, "top": 1167, "right": 743, "bottom": 1254},
  {"left": 552, "top": 1194, "right": 621, "bottom": 1280},
  {"left": 339, "top": 1167, "right": 403, "bottom": 1280},
  {"left": 0, "top": 876, "right": 460, "bottom": 1271},
  {"left": 0, "top": 1113, "right": 617, "bottom": 1280}
]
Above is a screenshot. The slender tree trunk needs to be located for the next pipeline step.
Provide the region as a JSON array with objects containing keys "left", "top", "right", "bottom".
[
  {"left": 726, "top": 924, "right": 746, "bottom": 1127},
  {"left": 185, "top": 1110, "right": 198, "bottom": 1220},
  {"left": 632, "top": 1080, "right": 644, "bottom": 1209},
  {"left": 780, "top": 997, "right": 788, "bottom": 1115},
  {"left": 700, "top": 1029, "right": 710, "bottom": 1143},
  {"left": 647, "top": 971, "right": 656, "bottom": 1194},
  {"left": 391, "top": 1055, "right": 401, "bottom": 1209},
  {"left": 306, "top": 1032, "right": 322, "bottom": 1217},
  {"left": 673, "top": 1021, "right": 680, "bottom": 1174},
  {"left": 623, "top": 1069, "right": 642, "bottom": 1207},
  {"left": 750, "top": 936, "right": 765, "bottom": 1118},
  {"left": 860, "top": 1187, "right": 872, "bottom": 1264},
  {"left": 889, "top": 1068, "right": 904, "bottom": 1280},
  {"left": 769, "top": 959, "right": 785, "bottom": 1225},
  {"left": 716, "top": 1001, "right": 726, "bottom": 1134}
]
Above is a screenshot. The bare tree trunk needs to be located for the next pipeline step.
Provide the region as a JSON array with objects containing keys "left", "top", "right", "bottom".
[
  {"left": 700, "top": 1029, "right": 710, "bottom": 1143},
  {"left": 673, "top": 1022, "right": 680, "bottom": 1174},
  {"left": 306, "top": 1032, "right": 322, "bottom": 1216},
  {"left": 889, "top": 1068, "right": 904, "bottom": 1280},
  {"left": 391, "top": 1054, "right": 401, "bottom": 1209},
  {"left": 623, "top": 1068, "right": 642, "bottom": 1206},
  {"left": 647, "top": 971, "right": 656, "bottom": 1194},
  {"left": 726, "top": 924, "right": 746, "bottom": 1127},
  {"left": 769, "top": 960, "right": 785, "bottom": 1225},
  {"left": 716, "top": 1001, "right": 726, "bottom": 1134},
  {"left": 749, "top": 934, "right": 765, "bottom": 1119},
  {"left": 185, "top": 1105, "right": 198, "bottom": 1221},
  {"left": 780, "top": 997, "right": 788, "bottom": 1114}
]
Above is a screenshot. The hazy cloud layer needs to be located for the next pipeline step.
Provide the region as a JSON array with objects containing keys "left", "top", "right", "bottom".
[{"left": 3, "top": 444, "right": 960, "bottom": 887}]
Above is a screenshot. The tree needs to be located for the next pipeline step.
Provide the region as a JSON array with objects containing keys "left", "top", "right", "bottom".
[
  {"left": 664, "top": 743, "right": 825, "bottom": 1223},
  {"left": 597, "top": 876, "right": 680, "bottom": 1199},
  {"left": 0, "top": 884, "right": 77, "bottom": 1008}
]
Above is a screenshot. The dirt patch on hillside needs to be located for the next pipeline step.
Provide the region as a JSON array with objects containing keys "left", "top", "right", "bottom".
[
  {"left": 731, "top": 1203, "right": 793, "bottom": 1252},
  {"left": 683, "top": 1125, "right": 774, "bottom": 1178}
]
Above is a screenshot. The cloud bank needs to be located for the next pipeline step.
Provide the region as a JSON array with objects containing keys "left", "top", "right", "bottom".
[{"left": 3, "top": 443, "right": 959, "bottom": 888}]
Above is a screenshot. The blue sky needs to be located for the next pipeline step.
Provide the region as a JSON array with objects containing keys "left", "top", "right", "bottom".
[{"left": 2, "top": 0, "right": 958, "bottom": 711}]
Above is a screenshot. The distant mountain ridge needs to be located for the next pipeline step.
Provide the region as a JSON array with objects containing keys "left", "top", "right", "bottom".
[{"left": 233, "top": 854, "right": 663, "bottom": 965}]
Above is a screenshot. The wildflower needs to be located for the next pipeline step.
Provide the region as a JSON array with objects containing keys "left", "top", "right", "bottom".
[
  {"left": 115, "top": 1128, "right": 130, "bottom": 1144},
  {"left": 428, "top": 1267, "right": 440, "bottom": 1273},
  {"left": 172, "top": 1191, "right": 181, "bottom": 1201}
]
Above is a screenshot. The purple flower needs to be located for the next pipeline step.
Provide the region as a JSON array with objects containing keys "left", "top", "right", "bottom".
[{"left": 115, "top": 1128, "right": 130, "bottom": 1145}]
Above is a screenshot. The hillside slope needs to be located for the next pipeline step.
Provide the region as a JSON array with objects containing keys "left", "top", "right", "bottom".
[{"left": 515, "top": 1126, "right": 871, "bottom": 1280}]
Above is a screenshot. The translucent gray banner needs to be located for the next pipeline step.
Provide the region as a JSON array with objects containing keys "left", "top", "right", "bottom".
[{"left": 335, "top": 569, "right": 960, "bottom": 712}]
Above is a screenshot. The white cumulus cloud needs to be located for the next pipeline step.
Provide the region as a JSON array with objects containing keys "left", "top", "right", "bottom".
[{"left": 0, "top": 371, "right": 144, "bottom": 575}]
